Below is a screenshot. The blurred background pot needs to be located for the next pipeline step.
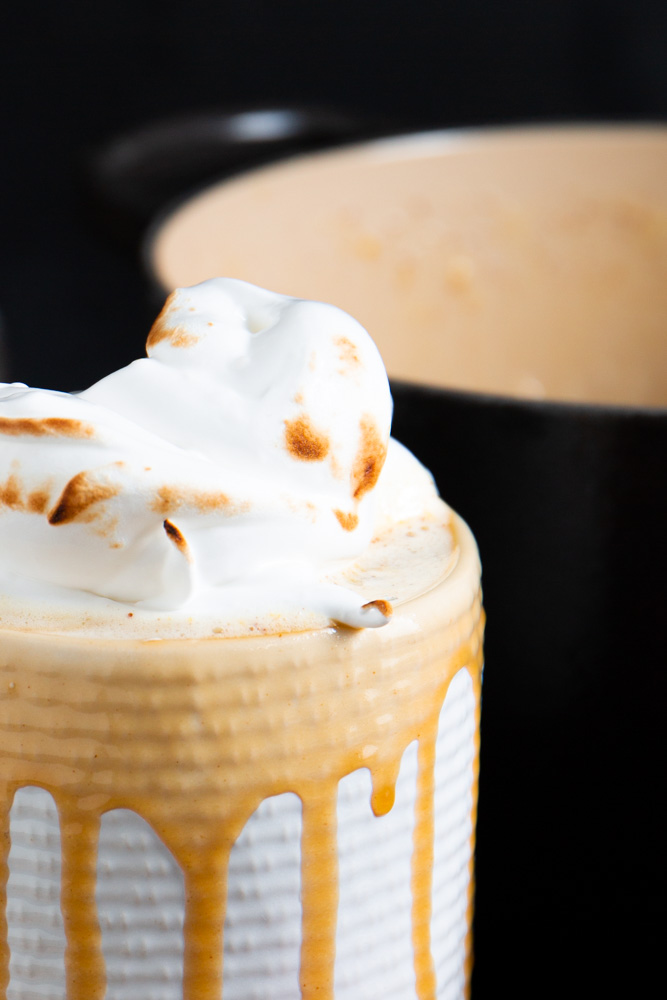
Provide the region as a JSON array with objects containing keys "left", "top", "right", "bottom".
[
  {"left": 81, "top": 104, "right": 389, "bottom": 249},
  {"left": 142, "top": 123, "right": 667, "bottom": 997}
]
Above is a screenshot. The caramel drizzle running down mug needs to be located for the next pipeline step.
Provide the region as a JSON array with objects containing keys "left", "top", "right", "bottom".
[{"left": 0, "top": 511, "right": 483, "bottom": 1000}]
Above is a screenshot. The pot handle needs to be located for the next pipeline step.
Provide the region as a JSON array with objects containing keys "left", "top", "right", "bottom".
[{"left": 81, "top": 105, "right": 390, "bottom": 246}]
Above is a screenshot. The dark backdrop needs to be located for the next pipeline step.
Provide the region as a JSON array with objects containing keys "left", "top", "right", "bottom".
[
  {"left": 1, "top": 3, "right": 666, "bottom": 998},
  {"left": 2, "top": 0, "right": 666, "bottom": 390}
]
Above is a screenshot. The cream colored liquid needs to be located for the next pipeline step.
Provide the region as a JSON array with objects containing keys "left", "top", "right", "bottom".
[{"left": 0, "top": 518, "right": 483, "bottom": 999}]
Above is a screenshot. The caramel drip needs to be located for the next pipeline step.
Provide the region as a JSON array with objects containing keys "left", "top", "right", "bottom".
[
  {"left": 463, "top": 661, "right": 484, "bottom": 992},
  {"left": 0, "top": 567, "right": 483, "bottom": 998},
  {"left": 181, "top": 850, "right": 229, "bottom": 1000},
  {"left": 412, "top": 726, "right": 438, "bottom": 999},
  {"left": 299, "top": 786, "right": 339, "bottom": 1000},
  {"left": 370, "top": 759, "right": 402, "bottom": 817},
  {"left": 133, "top": 807, "right": 251, "bottom": 1000},
  {"left": 58, "top": 801, "right": 105, "bottom": 1000},
  {"left": 0, "top": 786, "right": 14, "bottom": 996}
]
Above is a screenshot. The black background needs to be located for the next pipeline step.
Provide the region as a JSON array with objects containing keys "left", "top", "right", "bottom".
[
  {"left": 2, "top": 0, "right": 666, "bottom": 390},
  {"left": 1, "top": 3, "right": 666, "bottom": 998}
]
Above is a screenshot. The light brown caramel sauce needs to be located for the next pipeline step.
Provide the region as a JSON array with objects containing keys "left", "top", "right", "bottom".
[
  {"left": 0, "top": 417, "right": 95, "bottom": 439},
  {"left": 0, "top": 795, "right": 10, "bottom": 997},
  {"left": 351, "top": 416, "right": 387, "bottom": 500},
  {"left": 58, "top": 804, "right": 105, "bottom": 1000},
  {"left": 412, "top": 727, "right": 438, "bottom": 996},
  {"left": 285, "top": 414, "right": 330, "bottom": 462},
  {"left": 0, "top": 592, "right": 483, "bottom": 999},
  {"left": 299, "top": 789, "right": 339, "bottom": 995},
  {"left": 464, "top": 664, "right": 483, "bottom": 991}
]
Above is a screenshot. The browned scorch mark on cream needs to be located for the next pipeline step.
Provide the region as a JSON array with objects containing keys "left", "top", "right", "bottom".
[
  {"left": 146, "top": 292, "right": 200, "bottom": 350},
  {"left": 146, "top": 291, "right": 175, "bottom": 349},
  {"left": 27, "top": 488, "right": 51, "bottom": 514},
  {"left": 48, "top": 472, "right": 120, "bottom": 526},
  {"left": 362, "top": 598, "right": 393, "bottom": 620},
  {"left": 151, "top": 486, "right": 237, "bottom": 517},
  {"left": 0, "top": 417, "right": 95, "bottom": 438},
  {"left": 333, "top": 509, "right": 359, "bottom": 531},
  {"left": 0, "top": 474, "right": 21, "bottom": 510},
  {"left": 163, "top": 519, "right": 191, "bottom": 560},
  {"left": 351, "top": 416, "right": 386, "bottom": 499},
  {"left": 284, "top": 414, "right": 330, "bottom": 462},
  {"left": 329, "top": 453, "right": 343, "bottom": 480},
  {"left": 0, "top": 472, "right": 53, "bottom": 514},
  {"left": 335, "top": 335, "right": 360, "bottom": 371}
]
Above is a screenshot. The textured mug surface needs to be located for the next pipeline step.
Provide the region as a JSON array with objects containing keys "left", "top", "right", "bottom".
[
  {"left": 6, "top": 669, "right": 475, "bottom": 1000},
  {"left": 1, "top": 515, "right": 483, "bottom": 999}
]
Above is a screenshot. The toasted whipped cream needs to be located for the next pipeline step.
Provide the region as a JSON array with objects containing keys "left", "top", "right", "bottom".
[{"left": 0, "top": 279, "right": 454, "bottom": 636}]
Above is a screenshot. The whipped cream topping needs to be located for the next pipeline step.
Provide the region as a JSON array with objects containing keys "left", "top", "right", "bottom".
[{"left": 0, "top": 279, "right": 449, "bottom": 633}]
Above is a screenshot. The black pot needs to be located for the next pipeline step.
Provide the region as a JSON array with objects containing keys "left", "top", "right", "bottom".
[
  {"left": 391, "top": 382, "right": 666, "bottom": 997},
  {"left": 82, "top": 104, "right": 394, "bottom": 248}
]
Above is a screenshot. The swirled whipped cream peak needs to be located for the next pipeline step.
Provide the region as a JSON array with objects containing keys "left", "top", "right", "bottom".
[{"left": 0, "top": 278, "right": 456, "bottom": 638}]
